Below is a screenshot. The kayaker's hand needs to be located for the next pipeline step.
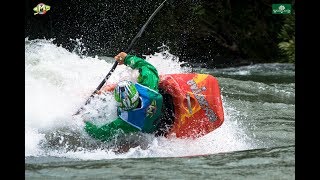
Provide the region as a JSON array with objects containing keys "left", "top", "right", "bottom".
[
  {"left": 101, "top": 84, "right": 117, "bottom": 92},
  {"left": 95, "top": 90, "right": 102, "bottom": 95},
  {"left": 114, "top": 52, "right": 127, "bottom": 65},
  {"left": 95, "top": 84, "right": 116, "bottom": 95}
]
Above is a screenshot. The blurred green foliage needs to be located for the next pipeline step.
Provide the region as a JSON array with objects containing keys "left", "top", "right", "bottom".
[
  {"left": 278, "top": 13, "right": 295, "bottom": 63},
  {"left": 25, "top": 0, "right": 296, "bottom": 67}
]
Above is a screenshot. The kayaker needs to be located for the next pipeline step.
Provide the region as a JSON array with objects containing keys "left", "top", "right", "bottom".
[{"left": 84, "top": 52, "right": 165, "bottom": 143}]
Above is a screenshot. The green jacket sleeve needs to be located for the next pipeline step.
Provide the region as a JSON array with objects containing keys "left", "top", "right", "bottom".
[
  {"left": 85, "top": 118, "right": 139, "bottom": 142},
  {"left": 124, "top": 55, "right": 160, "bottom": 91}
]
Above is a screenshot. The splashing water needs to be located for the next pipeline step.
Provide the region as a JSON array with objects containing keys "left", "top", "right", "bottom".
[{"left": 25, "top": 38, "right": 257, "bottom": 160}]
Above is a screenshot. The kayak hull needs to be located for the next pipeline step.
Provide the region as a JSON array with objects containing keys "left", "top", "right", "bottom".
[{"left": 159, "top": 73, "right": 224, "bottom": 138}]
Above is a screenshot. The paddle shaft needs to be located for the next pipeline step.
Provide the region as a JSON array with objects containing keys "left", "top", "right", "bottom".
[{"left": 75, "top": 0, "right": 167, "bottom": 115}]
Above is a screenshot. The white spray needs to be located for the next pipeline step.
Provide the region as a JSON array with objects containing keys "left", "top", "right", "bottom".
[{"left": 25, "top": 38, "right": 255, "bottom": 160}]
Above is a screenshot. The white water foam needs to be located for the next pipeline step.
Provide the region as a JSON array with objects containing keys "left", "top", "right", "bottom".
[{"left": 25, "top": 38, "right": 256, "bottom": 159}]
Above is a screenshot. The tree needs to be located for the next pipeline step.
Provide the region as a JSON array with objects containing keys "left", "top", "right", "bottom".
[{"left": 278, "top": 12, "right": 295, "bottom": 63}]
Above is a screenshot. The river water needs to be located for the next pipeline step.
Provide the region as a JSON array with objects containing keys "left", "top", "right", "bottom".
[{"left": 25, "top": 38, "right": 295, "bottom": 179}]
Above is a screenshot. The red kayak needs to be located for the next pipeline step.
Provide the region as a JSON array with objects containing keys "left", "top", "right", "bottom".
[{"left": 158, "top": 73, "right": 224, "bottom": 139}]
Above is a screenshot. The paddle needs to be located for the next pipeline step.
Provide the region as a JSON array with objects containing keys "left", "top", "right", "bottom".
[{"left": 74, "top": 0, "right": 168, "bottom": 115}]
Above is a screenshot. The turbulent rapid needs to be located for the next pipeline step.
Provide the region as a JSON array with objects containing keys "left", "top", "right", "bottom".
[{"left": 25, "top": 38, "right": 294, "bottom": 161}]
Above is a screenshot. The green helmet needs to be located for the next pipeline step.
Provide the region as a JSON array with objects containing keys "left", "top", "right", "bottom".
[{"left": 114, "top": 80, "right": 140, "bottom": 110}]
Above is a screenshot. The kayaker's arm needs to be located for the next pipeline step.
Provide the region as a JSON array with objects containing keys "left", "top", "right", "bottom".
[
  {"left": 115, "top": 52, "right": 160, "bottom": 91},
  {"left": 84, "top": 118, "right": 139, "bottom": 142}
]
